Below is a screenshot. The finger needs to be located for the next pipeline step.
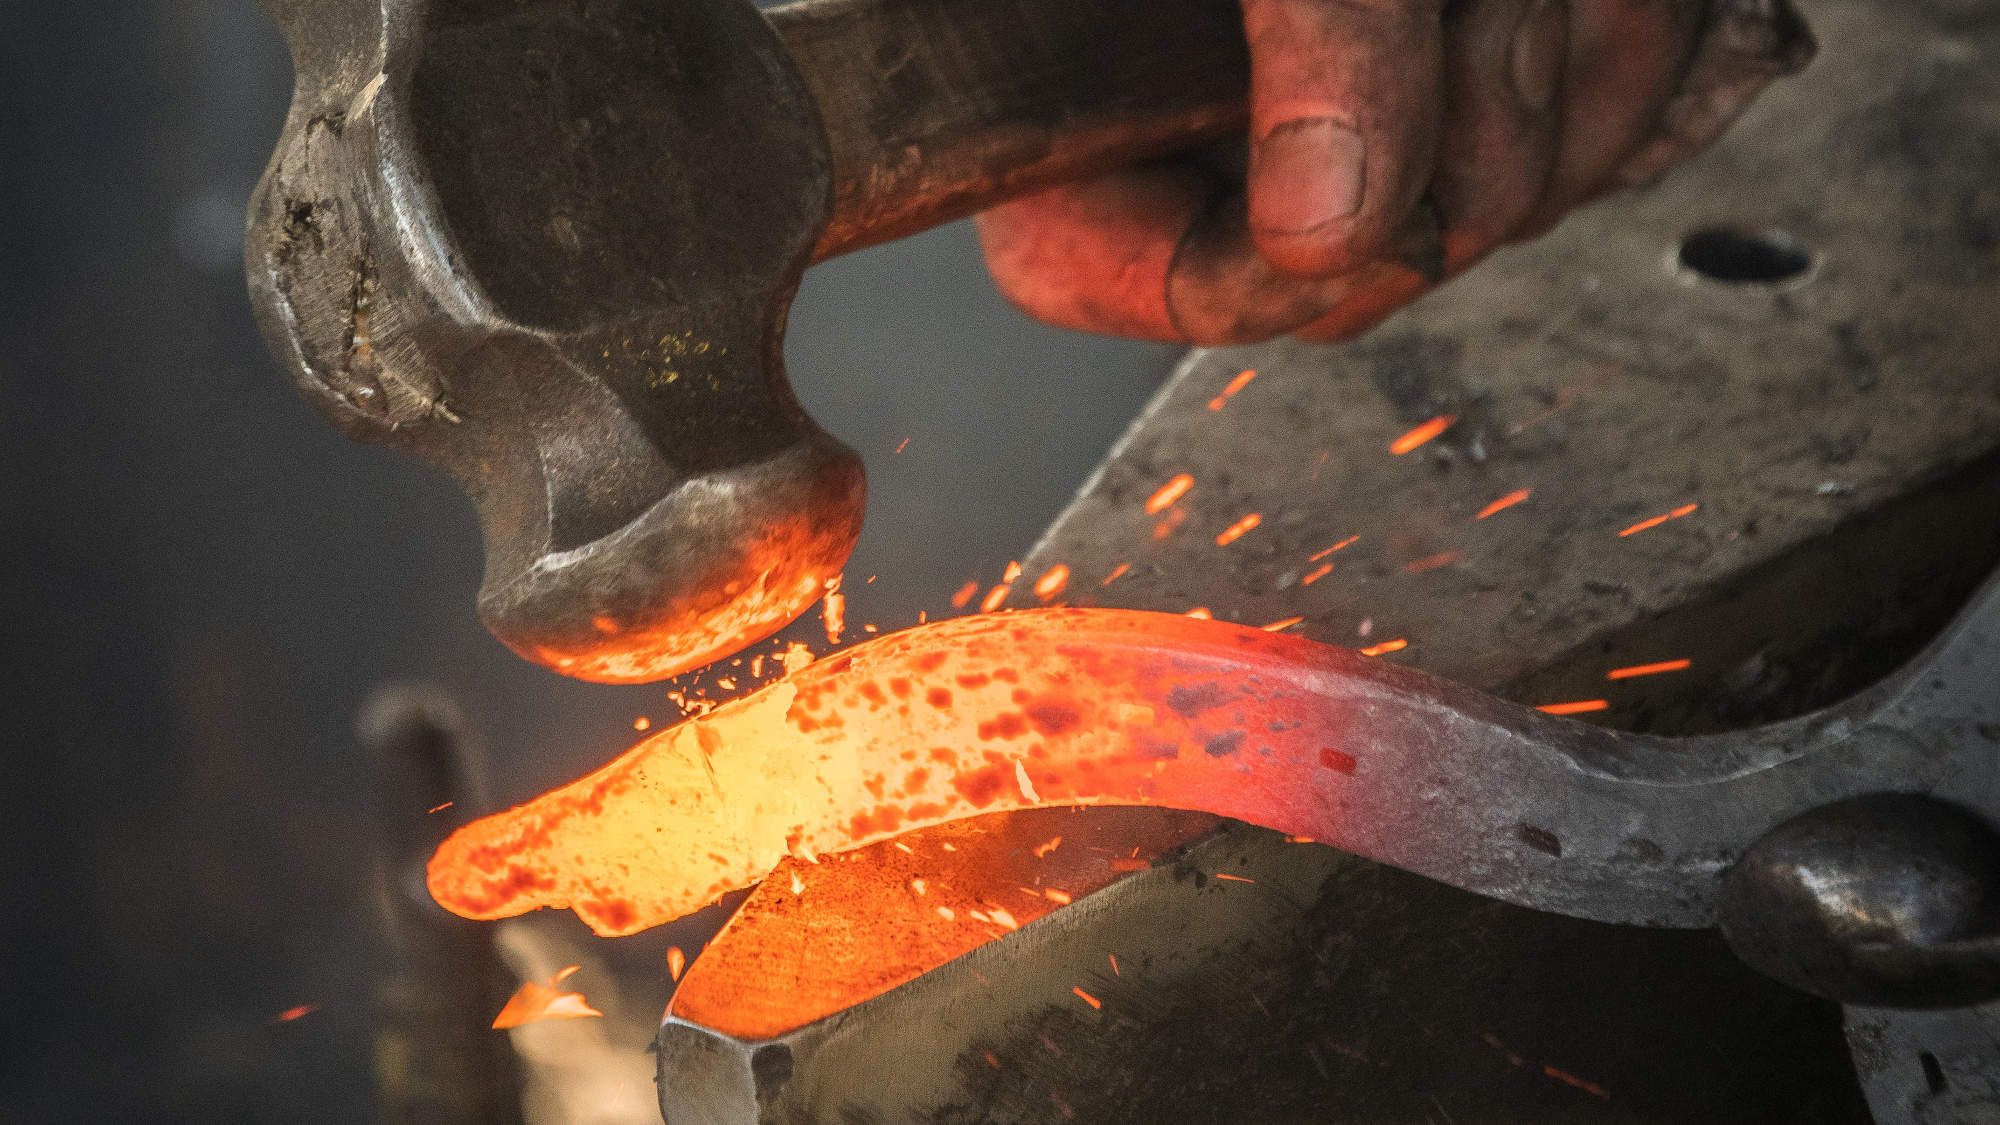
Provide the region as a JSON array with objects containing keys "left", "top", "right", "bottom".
[
  {"left": 1241, "top": 0, "right": 1448, "bottom": 278},
  {"left": 979, "top": 157, "right": 1437, "bottom": 345},
  {"left": 974, "top": 166, "right": 1214, "bottom": 342},
  {"left": 1613, "top": 0, "right": 1815, "bottom": 185},
  {"left": 1431, "top": 0, "right": 1571, "bottom": 264},
  {"left": 1288, "top": 267, "right": 1434, "bottom": 343},
  {"left": 1525, "top": 0, "right": 1707, "bottom": 231},
  {"left": 1166, "top": 195, "right": 1409, "bottom": 344}
]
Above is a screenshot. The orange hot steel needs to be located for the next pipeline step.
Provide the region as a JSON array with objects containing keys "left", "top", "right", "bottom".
[{"left": 427, "top": 609, "right": 1420, "bottom": 938}]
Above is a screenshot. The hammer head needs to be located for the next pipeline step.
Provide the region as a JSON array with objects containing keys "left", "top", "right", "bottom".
[{"left": 246, "top": 0, "right": 864, "bottom": 682}]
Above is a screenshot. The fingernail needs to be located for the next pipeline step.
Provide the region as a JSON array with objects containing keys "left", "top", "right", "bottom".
[
  {"left": 1511, "top": 0, "right": 1568, "bottom": 112},
  {"left": 1251, "top": 117, "right": 1366, "bottom": 234}
]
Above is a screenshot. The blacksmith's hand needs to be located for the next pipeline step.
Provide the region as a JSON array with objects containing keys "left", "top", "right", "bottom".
[{"left": 975, "top": 0, "right": 1814, "bottom": 344}]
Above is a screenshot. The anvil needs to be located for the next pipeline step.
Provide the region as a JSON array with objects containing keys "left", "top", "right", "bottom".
[{"left": 614, "top": 0, "right": 2000, "bottom": 1119}]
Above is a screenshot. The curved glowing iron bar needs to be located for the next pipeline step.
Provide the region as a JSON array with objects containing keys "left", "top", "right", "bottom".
[{"left": 429, "top": 606, "right": 1962, "bottom": 938}]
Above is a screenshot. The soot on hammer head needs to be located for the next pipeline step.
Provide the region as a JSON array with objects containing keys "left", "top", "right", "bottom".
[{"left": 245, "top": 0, "right": 865, "bottom": 682}]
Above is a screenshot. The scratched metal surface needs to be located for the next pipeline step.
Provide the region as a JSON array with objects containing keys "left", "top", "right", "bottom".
[{"left": 1009, "top": 0, "right": 2000, "bottom": 729}]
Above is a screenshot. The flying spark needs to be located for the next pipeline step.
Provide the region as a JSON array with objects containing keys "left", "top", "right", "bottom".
[
  {"left": 1390, "top": 414, "right": 1457, "bottom": 455},
  {"left": 1538, "top": 699, "right": 1610, "bottom": 716},
  {"left": 1607, "top": 658, "right": 1692, "bottom": 680},
  {"left": 1146, "top": 474, "right": 1194, "bottom": 514},
  {"left": 1034, "top": 566, "right": 1070, "bottom": 600},
  {"left": 1617, "top": 503, "right": 1699, "bottom": 538},
  {"left": 951, "top": 580, "right": 980, "bottom": 608},
  {"left": 1475, "top": 489, "right": 1533, "bottom": 519},
  {"left": 1216, "top": 513, "right": 1262, "bottom": 546},
  {"left": 1359, "top": 639, "right": 1408, "bottom": 657},
  {"left": 1207, "top": 369, "right": 1257, "bottom": 411},
  {"left": 1310, "top": 536, "right": 1360, "bottom": 561},
  {"left": 1406, "top": 550, "right": 1462, "bottom": 574}
]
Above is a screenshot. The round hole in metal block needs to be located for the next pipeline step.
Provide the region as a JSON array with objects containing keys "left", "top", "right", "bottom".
[{"left": 1676, "top": 226, "right": 1815, "bottom": 286}]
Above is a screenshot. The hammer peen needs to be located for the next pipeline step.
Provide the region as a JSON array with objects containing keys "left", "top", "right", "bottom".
[{"left": 245, "top": 0, "right": 1256, "bottom": 682}]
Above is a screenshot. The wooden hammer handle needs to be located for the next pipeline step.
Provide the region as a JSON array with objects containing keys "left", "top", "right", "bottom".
[{"left": 768, "top": 0, "right": 1251, "bottom": 261}]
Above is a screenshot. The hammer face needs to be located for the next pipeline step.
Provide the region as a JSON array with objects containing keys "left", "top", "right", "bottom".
[{"left": 248, "top": 0, "right": 865, "bottom": 682}]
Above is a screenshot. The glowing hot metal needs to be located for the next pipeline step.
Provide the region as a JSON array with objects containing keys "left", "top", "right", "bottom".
[
  {"left": 430, "top": 586, "right": 1993, "bottom": 942},
  {"left": 429, "top": 608, "right": 1466, "bottom": 937}
]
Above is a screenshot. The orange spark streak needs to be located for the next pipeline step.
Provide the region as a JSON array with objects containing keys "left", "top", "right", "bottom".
[
  {"left": 980, "top": 584, "right": 1011, "bottom": 613},
  {"left": 894, "top": 438, "right": 910, "bottom": 454},
  {"left": 1214, "top": 873, "right": 1256, "bottom": 883},
  {"left": 1544, "top": 1065, "right": 1611, "bottom": 1098},
  {"left": 1617, "top": 503, "right": 1700, "bottom": 538},
  {"left": 1034, "top": 566, "right": 1070, "bottom": 600},
  {"left": 1359, "top": 639, "right": 1408, "bottom": 657},
  {"left": 1044, "top": 889, "right": 1072, "bottom": 905},
  {"left": 1216, "top": 513, "right": 1262, "bottom": 546},
  {"left": 273, "top": 1004, "right": 317, "bottom": 1024},
  {"left": 1538, "top": 699, "right": 1610, "bottom": 716},
  {"left": 822, "top": 591, "right": 846, "bottom": 645},
  {"left": 1261, "top": 617, "right": 1304, "bottom": 632},
  {"left": 1608, "top": 659, "right": 1692, "bottom": 680},
  {"left": 1207, "top": 369, "right": 1257, "bottom": 411},
  {"left": 1073, "top": 987, "right": 1103, "bottom": 1010},
  {"left": 1310, "top": 536, "right": 1360, "bottom": 562},
  {"left": 1301, "top": 563, "right": 1334, "bottom": 586},
  {"left": 1406, "top": 550, "right": 1462, "bottom": 574},
  {"left": 1390, "top": 414, "right": 1457, "bottom": 455},
  {"left": 1102, "top": 563, "right": 1131, "bottom": 586},
  {"left": 1145, "top": 474, "right": 1194, "bottom": 514},
  {"left": 667, "top": 947, "right": 687, "bottom": 982},
  {"left": 1003, "top": 561, "right": 1023, "bottom": 583},
  {"left": 1153, "top": 509, "right": 1188, "bottom": 540},
  {"left": 1476, "top": 489, "right": 1533, "bottom": 520},
  {"left": 1109, "top": 954, "right": 1121, "bottom": 976},
  {"left": 951, "top": 580, "right": 980, "bottom": 609},
  {"left": 428, "top": 801, "right": 455, "bottom": 814}
]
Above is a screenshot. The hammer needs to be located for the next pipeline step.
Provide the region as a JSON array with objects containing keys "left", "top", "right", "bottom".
[{"left": 246, "top": 0, "right": 1257, "bottom": 682}]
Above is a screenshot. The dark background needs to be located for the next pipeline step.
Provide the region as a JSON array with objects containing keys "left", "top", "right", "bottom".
[{"left": 0, "top": 4, "right": 1177, "bottom": 1119}]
